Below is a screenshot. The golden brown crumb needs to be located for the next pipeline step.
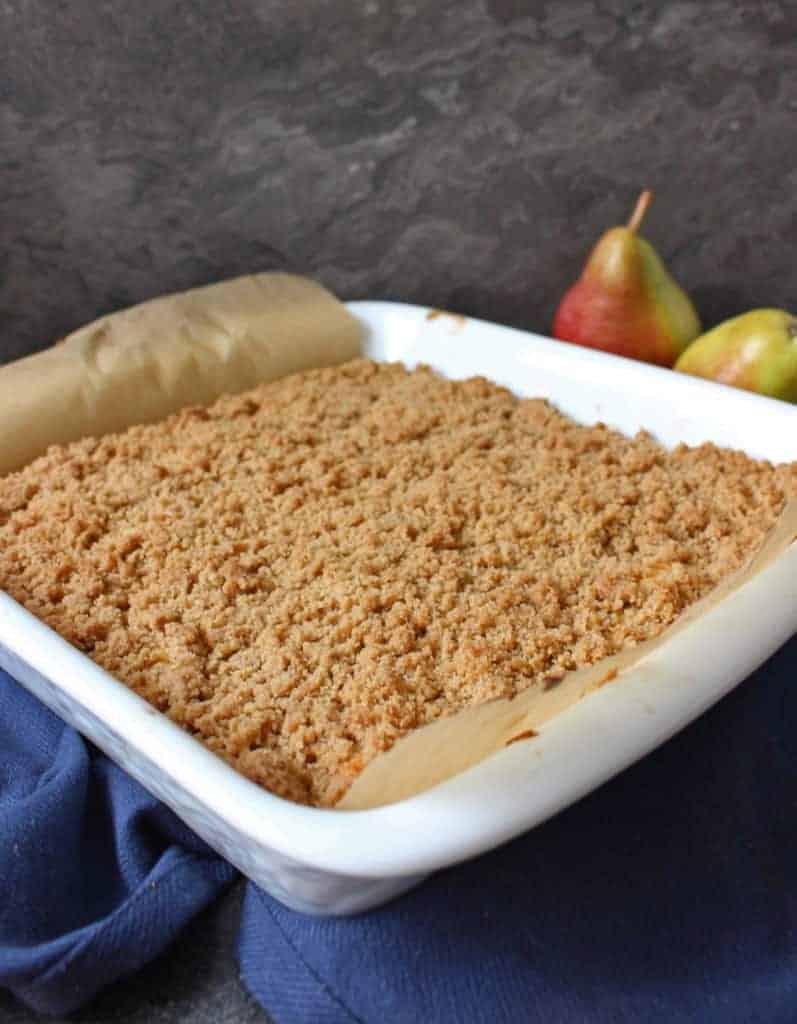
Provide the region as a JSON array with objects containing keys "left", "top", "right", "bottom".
[{"left": 1, "top": 360, "right": 794, "bottom": 806}]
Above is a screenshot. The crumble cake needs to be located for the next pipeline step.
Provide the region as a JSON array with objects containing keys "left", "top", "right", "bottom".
[{"left": 1, "top": 360, "right": 794, "bottom": 806}]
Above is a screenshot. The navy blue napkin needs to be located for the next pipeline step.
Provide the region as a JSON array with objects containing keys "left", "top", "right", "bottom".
[
  {"left": 2, "top": 637, "right": 796, "bottom": 1022},
  {"left": 0, "top": 669, "right": 236, "bottom": 1016}
]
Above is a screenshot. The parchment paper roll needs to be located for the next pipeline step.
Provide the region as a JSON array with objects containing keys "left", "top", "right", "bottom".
[{"left": 0, "top": 273, "right": 362, "bottom": 476}]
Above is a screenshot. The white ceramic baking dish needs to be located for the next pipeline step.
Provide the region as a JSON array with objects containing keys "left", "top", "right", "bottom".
[{"left": 1, "top": 301, "right": 796, "bottom": 915}]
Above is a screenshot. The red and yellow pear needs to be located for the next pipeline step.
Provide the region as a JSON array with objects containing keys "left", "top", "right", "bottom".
[{"left": 552, "top": 191, "right": 701, "bottom": 367}]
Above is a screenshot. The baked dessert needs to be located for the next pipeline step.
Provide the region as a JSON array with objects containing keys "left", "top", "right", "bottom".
[{"left": 1, "top": 359, "right": 795, "bottom": 806}]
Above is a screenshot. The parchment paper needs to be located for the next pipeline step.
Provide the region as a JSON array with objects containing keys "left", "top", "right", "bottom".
[
  {"left": 0, "top": 272, "right": 362, "bottom": 476},
  {"left": 339, "top": 500, "right": 797, "bottom": 810}
]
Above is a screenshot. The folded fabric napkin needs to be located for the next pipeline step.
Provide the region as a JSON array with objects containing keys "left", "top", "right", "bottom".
[
  {"left": 2, "top": 636, "right": 796, "bottom": 1022},
  {"left": 0, "top": 670, "right": 236, "bottom": 1016}
]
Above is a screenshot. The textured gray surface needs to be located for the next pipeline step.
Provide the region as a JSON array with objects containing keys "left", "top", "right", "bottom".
[
  {"left": 1, "top": 0, "right": 796, "bottom": 1020},
  {"left": 2, "top": 0, "right": 796, "bottom": 368}
]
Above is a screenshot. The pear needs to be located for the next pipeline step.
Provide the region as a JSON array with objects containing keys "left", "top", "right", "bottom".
[
  {"left": 675, "top": 309, "right": 797, "bottom": 402},
  {"left": 552, "top": 191, "right": 701, "bottom": 366}
]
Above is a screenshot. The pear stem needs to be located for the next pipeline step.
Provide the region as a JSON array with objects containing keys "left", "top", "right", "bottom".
[{"left": 627, "top": 189, "right": 653, "bottom": 233}]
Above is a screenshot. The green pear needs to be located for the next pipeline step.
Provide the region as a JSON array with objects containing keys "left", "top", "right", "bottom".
[{"left": 675, "top": 309, "right": 797, "bottom": 403}]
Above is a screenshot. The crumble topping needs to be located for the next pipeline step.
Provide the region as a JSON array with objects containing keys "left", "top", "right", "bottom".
[{"left": 1, "top": 359, "right": 794, "bottom": 805}]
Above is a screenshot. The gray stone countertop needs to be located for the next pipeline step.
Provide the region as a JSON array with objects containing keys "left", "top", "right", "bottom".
[{"left": 1, "top": 1, "right": 795, "bottom": 1021}]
